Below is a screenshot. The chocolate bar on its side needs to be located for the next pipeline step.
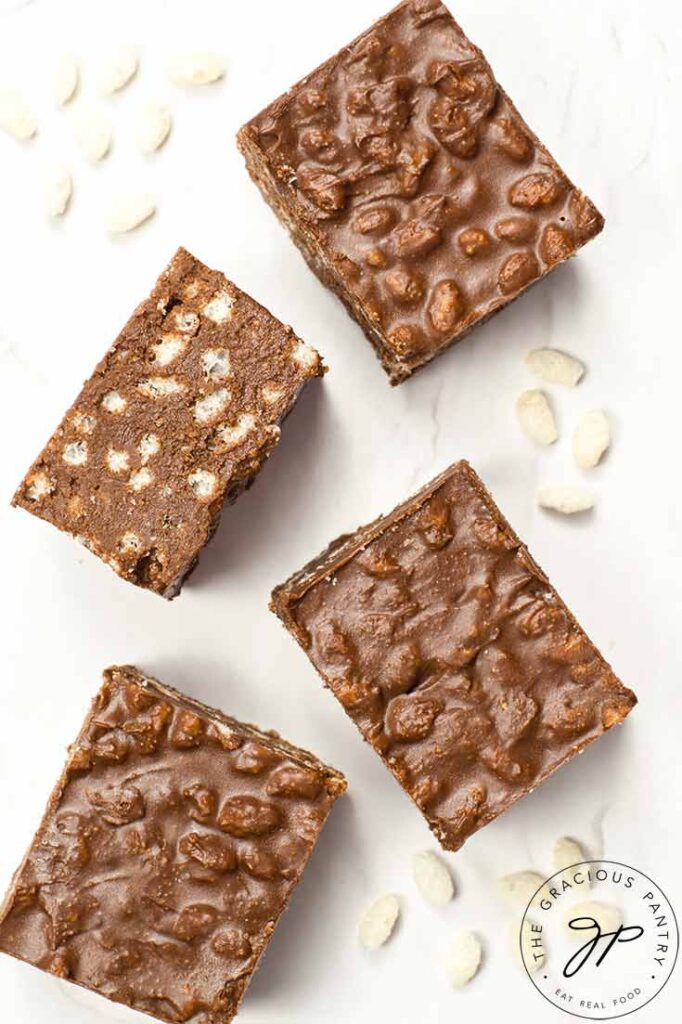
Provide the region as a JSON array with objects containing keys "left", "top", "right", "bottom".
[
  {"left": 0, "top": 666, "right": 346, "bottom": 1024},
  {"left": 238, "top": 0, "right": 604, "bottom": 383},
  {"left": 271, "top": 461, "right": 636, "bottom": 851},
  {"left": 12, "top": 248, "right": 325, "bottom": 598}
]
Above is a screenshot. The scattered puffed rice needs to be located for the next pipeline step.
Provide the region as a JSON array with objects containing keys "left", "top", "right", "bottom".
[
  {"left": 0, "top": 90, "right": 37, "bottom": 140},
  {"left": 54, "top": 55, "right": 79, "bottom": 106},
  {"left": 412, "top": 851, "right": 454, "bottom": 907},
  {"left": 168, "top": 52, "right": 225, "bottom": 86},
  {"left": 45, "top": 168, "right": 72, "bottom": 219},
  {"left": 573, "top": 410, "right": 611, "bottom": 469},
  {"left": 358, "top": 894, "right": 400, "bottom": 949},
  {"left": 511, "top": 918, "right": 545, "bottom": 972},
  {"left": 563, "top": 901, "right": 622, "bottom": 938},
  {"left": 553, "top": 836, "right": 587, "bottom": 874},
  {"left": 537, "top": 485, "right": 594, "bottom": 515},
  {"left": 445, "top": 931, "right": 482, "bottom": 988},
  {"left": 106, "top": 192, "right": 156, "bottom": 234},
  {"left": 135, "top": 101, "right": 172, "bottom": 154},
  {"left": 75, "top": 110, "right": 112, "bottom": 162},
  {"left": 516, "top": 390, "right": 558, "bottom": 446},
  {"left": 525, "top": 347, "right": 585, "bottom": 387},
  {"left": 44, "top": 167, "right": 73, "bottom": 218},
  {"left": 497, "top": 871, "right": 545, "bottom": 909},
  {"left": 99, "top": 46, "right": 139, "bottom": 96}
]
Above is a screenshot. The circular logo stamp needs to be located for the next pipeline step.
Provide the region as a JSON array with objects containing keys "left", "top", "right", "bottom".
[{"left": 520, "top": 860, "right": 678, "bottom": 1020}]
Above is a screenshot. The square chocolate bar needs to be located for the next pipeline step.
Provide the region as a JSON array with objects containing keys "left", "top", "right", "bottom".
[
  {"left": 271, "top": 462, "right": 636, "bottom": 851},
  {"left": 238, "top": 0, "right": 604, "bottom": 383},
  {"left": 0, "top": 667, "right": 346, "bottom": 1023},
  {"left": 12, "top": 248, "right": 324, "bottom": 597}
]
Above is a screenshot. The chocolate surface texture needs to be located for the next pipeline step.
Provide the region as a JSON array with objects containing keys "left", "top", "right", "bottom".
[
  {"left": 271, "top": 462, "right": 636, "bottom": 851},
  {"left": 238, "top": 0, "right": 604, "bottom": 383},
  {"left": 0, "top": 667, "right": 346, "bottom": 1024},
  {"left": 12, "top": 248, "right": 324, "bottom": 598}
]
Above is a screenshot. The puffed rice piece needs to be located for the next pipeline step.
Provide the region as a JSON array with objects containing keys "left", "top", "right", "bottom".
[
  {"left": 106, "top": 192, "right": 156, "bottom": 234},
  {"left": 0, "top": 90, "right": 37, "bottom": 140},
  {"left": 525, "top": 348, "right": 585, "bottom": 387},
  {"left": 516, "top": 389, "right": 558, "bottom": 446},
  {"left": 358, "top": 894, "right": 400, "bottom": 949},
  {"left": 537, "top": 485, "right": 594, "bottom": 515},
  {"left": 445, "top": 931, "right": 482, "bottom": 988},
  {"left": 573, "top": 410, "right": 611, "bottom": 469},
  {"left": 412, "top": 851, "right": 454, "bottom": 907},
  {"left": 168, "top": 52, "right": 225, "bottom": 86},
  {"left": 45, "top": 168, "right": 72, "bottom": 218}
]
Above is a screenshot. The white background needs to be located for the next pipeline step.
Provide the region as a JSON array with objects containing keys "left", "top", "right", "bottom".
[{"left": 0, "top": 0, "right": 681, "bottom": 1021}]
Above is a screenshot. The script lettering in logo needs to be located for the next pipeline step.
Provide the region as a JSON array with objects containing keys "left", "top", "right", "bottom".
[{"left": 520, "top": 860, "right": 678, "bottom": 1020}]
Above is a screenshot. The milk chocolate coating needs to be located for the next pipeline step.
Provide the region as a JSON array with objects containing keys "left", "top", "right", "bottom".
[
  {"left": 238, "top": 0, "right": 604, "bottom": 383},
  {"left": 271, "top": 462, "right": 636, "bottom": 851},
  {"left": 0, "top": 667, "right": 346, "bottom": 1024},
  {"left": 12, "top": 248, "right": 325, "bottom": 597}
]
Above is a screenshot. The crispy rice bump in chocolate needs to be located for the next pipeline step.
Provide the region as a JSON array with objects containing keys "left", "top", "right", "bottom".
[
  {"left": 0, "top": 666, "right": 346, "bottom": 1024},
  {"left": 238, "top": 0, "right": 604, "bottom": 383},
  {"left": 271, "top": 461, "right": 636, "bottom": 851},
  {"left": 12, "top": 248, "right": 325, "bottom": 598}
]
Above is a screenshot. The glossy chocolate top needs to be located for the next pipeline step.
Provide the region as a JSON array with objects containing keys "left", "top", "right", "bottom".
[
  {"left": 13, "top": 248, "right": 324, "bottom": 597},
  {"left": 272, "top": 462, "right": 635, "bottom": 851},
  {"left": 241, "top": 0, "right": 604, "bottom": 381},
  {"left": 0, "top": 667, "right": 346, "bottom": 1024}
]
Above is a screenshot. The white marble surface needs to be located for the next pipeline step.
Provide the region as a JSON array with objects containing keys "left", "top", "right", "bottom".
[{"left": 0, "top": 0, "right": 681, "bottom": 1021}]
